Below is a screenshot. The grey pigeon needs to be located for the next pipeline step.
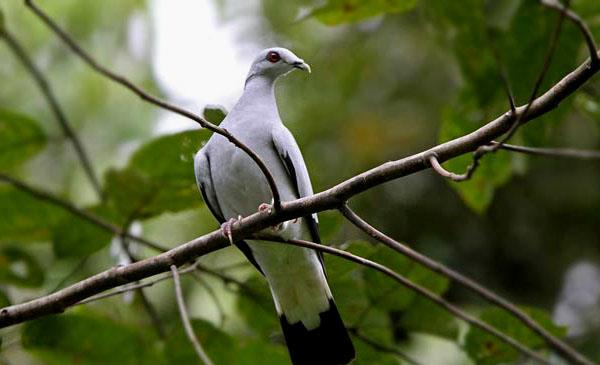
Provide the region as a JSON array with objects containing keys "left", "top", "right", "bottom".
[{"left": 194, "top": 47, "right": 355, "bottom": 365}]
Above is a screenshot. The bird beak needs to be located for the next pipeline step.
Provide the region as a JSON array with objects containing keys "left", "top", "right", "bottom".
[{"left": 292, "top": 61, "right": 311, "bottom": 73}]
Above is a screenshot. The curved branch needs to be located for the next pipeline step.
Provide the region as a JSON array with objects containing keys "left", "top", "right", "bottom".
[
  {"left": 339, "top": 205, "right": 593, "bottom": 365},
  {"left": 23, "top": 0, "right": 282, "bottom": 210},
  {"left": 2, "top": 43, "right": 600, "bottom": 328},
  {"left": 253, "top": 236, "right": 552, "bottom": 365}
]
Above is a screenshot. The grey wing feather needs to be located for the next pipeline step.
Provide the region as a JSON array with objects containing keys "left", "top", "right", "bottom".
[
  {"left": 194, "top": 148, "right": 226, "bottom": 223},
  {"left": 272, "top": 127, "right": 322, "bottom": 248},
  {"left": 194, "top": 148, "right": 264, "bottom": 274}
]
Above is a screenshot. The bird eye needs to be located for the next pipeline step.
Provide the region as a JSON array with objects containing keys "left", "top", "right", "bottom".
[{"left": 266, "top": 51, "right": 281, "bottom": 63}]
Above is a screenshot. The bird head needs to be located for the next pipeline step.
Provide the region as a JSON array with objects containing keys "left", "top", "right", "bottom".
[{"left": 246, "top": 47, "right": 311, "bottom": 84}]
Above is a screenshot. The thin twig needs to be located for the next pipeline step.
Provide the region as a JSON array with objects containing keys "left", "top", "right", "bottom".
[
  {"left": 349, "top": 328, "right": 424, "bottom": 365},
  {"left": 24, "top": 0, "right": 282, "bottom": 211},
  {"left": 171, "top": 265, "right": 215, "bottom": 365},
  {"left": 487, "top": 29, "right": 517, "bottom": 114},
  {"left": 77, "top": 263, "right": 201, "bottom": 306},
  {"left": 492, "top": 141, "right": 600, "bottom": 159},
  {"left": 339, "top": 204, "right": 595, "bottom": 365},
  {"left": 0, "top": 28, "right": 104, "bottom": 200},
  {"left": 428, "top": 154, "right": 467, "bottom": 181},
  {"left": 541, "top": 0, "right": 599, "bottom": 64},
  {"left": 254, "top": 234, "right": 552, "bottom": 365},
  {"left": 447, "top": 0, "right": 574, "bottom": 181},
  {"left": 0, "top": 173, "right": 168, "bottom": 252},
  {"left": 2, "top": 40, "right": 600, "bottom": 365},
  {"left": 48, "top": 255, "right": 89, "bottom": 294}
]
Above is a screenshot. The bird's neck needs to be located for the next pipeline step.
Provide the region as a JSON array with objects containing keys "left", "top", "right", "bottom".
[{"left": 236, "top": 75, "right": 279, "bottom": 119}]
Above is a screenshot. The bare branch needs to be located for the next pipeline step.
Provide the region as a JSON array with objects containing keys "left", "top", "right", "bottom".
[
  {"left": 1, "top": 31, "right": 599, "bottom": 364},
  {"left": 1, "top": 39, "right": 599, "bottom": 322},
  {"left": 171, "top": 265, "right": 215, "bottom": 365},
  {"left": 0, "top": 27, "right": 104, "bottom": 200},
  {"left": 0, "top": 173, "right": 169, "bottom": 252},
  {"left": 427, "top": 154, "right": 469, "bottom": 181},
  {"left": 338, "top": 204, "right": 594, "bottom": 365},
  {"left": 23, "top": 0, "right": 282, "bottom": 210},
  {"left": 541, "top": 0, "right": 599, "bottom": 64},
  {"left": 486, "top": 29, "right": 517, "bottom": 114},
  {"left": 76, "top": 263, "right": 201, "bottom": 306},
  {"left": 254, "top": 235, "right": 553, "bottom": 365},
  {"left": 447, "top": 0, "right": 575, "bottom": 181},
  {"left": 492, "top": 141, "right": 600, "bottom": 159}
]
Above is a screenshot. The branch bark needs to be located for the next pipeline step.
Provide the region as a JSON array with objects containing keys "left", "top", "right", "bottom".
[{"left": 1, "top": 42, "right": 599, "bottom": 351}]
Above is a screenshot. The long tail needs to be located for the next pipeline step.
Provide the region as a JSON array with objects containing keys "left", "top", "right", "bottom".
[{"left": 279, "top": 299, "right": 355, "bottom": 365}]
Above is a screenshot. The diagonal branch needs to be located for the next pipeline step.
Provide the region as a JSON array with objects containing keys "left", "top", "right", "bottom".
[
  {"left": 23, "top": 0, "right": 282, "bottom": 211},
  {"left": 254, "top": 235, "right": 553, "bottom": 365},
  {"left": 339, "top": 204, "right": 593, "bottom": 365},
  {"left": 1, "top": 31, "right": 600, "bottom": 364},
  {"left": 0, "top": 27, "right": 104, "bottom": 200},
  {"left": 171, "top": 265, "right": 215, "bottom": 365},
  {"left": 441, "top": 0, "right": 576, "bottom": 182},
  {"left": 1, "top": 38, "right": 599, "bottom": 322}
]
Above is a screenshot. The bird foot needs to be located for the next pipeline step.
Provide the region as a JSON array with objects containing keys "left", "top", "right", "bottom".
[
  {"left": 258, "top": 203, "right": 290, "bottom": 230},
  {"left": 258, "top": 203, "right": 273, "bottom": 214},
  {"left": 221, "top": 216, "right": 242, "bottom": 245}
]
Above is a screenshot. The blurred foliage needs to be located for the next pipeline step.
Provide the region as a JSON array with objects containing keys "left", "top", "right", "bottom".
[
  {"left": 464, "top": 307, "right": 567, "bottom": 364},
  {"left": 0, "top": 0, "right": 599, "bottom": 364}
]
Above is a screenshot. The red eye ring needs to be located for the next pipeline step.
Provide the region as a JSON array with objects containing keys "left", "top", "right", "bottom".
[{"left": 266, "top": 51, "right": 281, "bottom": 63}]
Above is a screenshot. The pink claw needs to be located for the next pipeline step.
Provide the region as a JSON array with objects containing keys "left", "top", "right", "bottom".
[
  {"left": 258, "top": 203, "right": 272, "bottom": 213},
  {"left": 221, "top": 218, "right": 238, "bottom": 245}
]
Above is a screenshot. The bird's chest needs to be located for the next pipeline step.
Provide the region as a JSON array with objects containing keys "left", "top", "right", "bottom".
[{"left": 209, "top": 136, "right": 278, "bottom": 217}]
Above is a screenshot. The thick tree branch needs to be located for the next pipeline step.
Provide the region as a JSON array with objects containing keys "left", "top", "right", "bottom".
[
  {"left": 1, "top": 43, "right": 599, "bottom": 328},
  {"left": 0, "top": 27, "right": 104, "bottom": 200},
  {"left": 23, "top": 0, "right": 283, "bottom": 210}
]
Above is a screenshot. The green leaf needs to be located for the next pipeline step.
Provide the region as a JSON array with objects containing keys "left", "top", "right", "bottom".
[
  {"left": 104, "top": 129, "right": 210, "bottom": 219},
  {"left": 312, "top": 0, "right": 417, "bottom": 25},
  {"left": 0, "top": 187, "right": 65, "bottom": 244},
  {"left": 424, "top": 0, "right": 580, "bottom": 108},
  {"left": 51, "top": 204, "right": 116, "bottom": 258},
  {"left": 464, "top": 306, "right": 567, "bottom": 365},
  {"left": 0, "top": 246, "right": 44, "bottom": 287},
  {"left": 22, "top": 312, "right": 163, "bottom": 365},
  {"left": 326, "top": 241, "right": 374, "bottom": 322},
  {"left": 236, "top": 275, "right": 279, "bottom": 337},
  {"left": 0, "top": 6, "right": 5, "bottom": 32},
  {"left": 0, "top": 290, "right": 10, "bottom": 307},
  {"left": 438, "top": 96, "right": 513, "bottom": 213},
  {"left": 0, "top": 109, "right": 47, "bottom": 170},
  {"left": 165, "top": 319, "right": 236, "bottom": 364},
  {"left": 485, "top": 0, "right": 522, "bottom": 31},
  {"left": 203, "top": 105, "right": 227, "bottom": 124},
  {"left": 360, "top": 243, "right": 458, "bottom": 339}
]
